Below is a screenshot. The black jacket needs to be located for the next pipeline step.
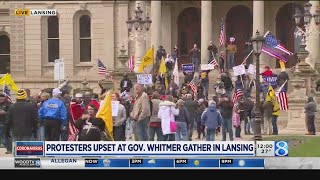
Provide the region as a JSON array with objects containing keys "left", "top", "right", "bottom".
[
  {"left": 277, "top": 72, "right": 289, "bottom": 91},
  {"left": 218, "top": 99, "right": 234, "bottom": 119},
  {"left": 75, "top": 117, "right": 106, "bottom": 141},
  {"left": 156, "top": 49, "right": 167, "bottom": 61},
  {"left": 120, "top": 78, "right": 133, "bottom": 93},
  {"left": 0, "top": 100, "right": 11, "bottom": 125},
  {"left": 5, "top": 99, "right": 38, "bottom": 137},
  {"left": 221, "top": 75, "right": 233, "bottom": 91}
]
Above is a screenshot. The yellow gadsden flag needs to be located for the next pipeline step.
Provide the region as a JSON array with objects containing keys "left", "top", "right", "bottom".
[
  {"left": 138, "top": 46, "right": 154, "bottom": 73},
  {"left": 158, "top": 57, "right": 168, "bottom": 89},
  {"left": 158, "top": 57, "right": 167, "bottom": 74},
  {"left": 0, "top": 73, "right": 19, "bottom": 92},
  {"left": 96, "top": 90, "right": 114, "bottom": 141}
]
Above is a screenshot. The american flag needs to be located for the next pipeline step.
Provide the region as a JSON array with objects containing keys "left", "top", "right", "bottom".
[
  {"left": 209, "top": 58, "right": 218, "bottom": 67},
  {"left": 98, "top": 59, "right": 107, "bottom": 74},
  {"left": 275, "top": 80, "right": 288, "bottom": 110},
  {"left": 219, "top": 18, "right": 225, "bottom": 47},
  {"left": 232, "top": 88, "right": 243, "bottom": 103},
  {"left": 188, "top": 78, "right": 198, "bottom": 98},
  {"left": 262, "top": 31, "right": 293, "bottom": 62},
  {"left": 128, "top": 53, "right": 135, "bottom": 72}
]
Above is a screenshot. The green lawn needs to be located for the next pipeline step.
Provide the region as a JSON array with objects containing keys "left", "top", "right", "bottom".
[{"left": 262, "top": 136, "right": 320, "bottom": 157}]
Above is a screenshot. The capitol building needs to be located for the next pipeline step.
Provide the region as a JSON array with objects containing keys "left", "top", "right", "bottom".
[{"left": 0, "top": 0, "right": 319, "bottom": 94}]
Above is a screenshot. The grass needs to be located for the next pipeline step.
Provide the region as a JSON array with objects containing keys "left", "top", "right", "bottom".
[{"left": 263, "top": 136, "right": 320, "bottom": 157}]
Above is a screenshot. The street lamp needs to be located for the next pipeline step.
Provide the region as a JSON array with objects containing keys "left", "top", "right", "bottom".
[
  {"left": 126, "top": 2, "right": 152, "bottom": 41},
  {"left": 293, "top": 3, "right": 320, "bottom": 40},
  {"left": 250, "top": 30, "right": 265, "bottom": 141}
]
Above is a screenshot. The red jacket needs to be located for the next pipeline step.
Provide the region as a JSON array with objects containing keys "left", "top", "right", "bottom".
[{"left": 260, "top": 70, "right": 273, "bottom": 76}]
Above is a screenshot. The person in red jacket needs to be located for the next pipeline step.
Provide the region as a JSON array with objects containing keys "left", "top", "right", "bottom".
[{"left": 260, "top": 66, "right": 273, "bottom": 76}]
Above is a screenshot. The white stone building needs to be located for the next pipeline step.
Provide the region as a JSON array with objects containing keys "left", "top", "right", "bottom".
[{"left": 0, "top": 0, "right": 319, "bottom": 94}]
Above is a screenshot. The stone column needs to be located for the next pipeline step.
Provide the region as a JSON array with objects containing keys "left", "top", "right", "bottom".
[
  {"left": 286, "top": 71, "right": 308, "bottom": 132},
  {"left": 10, "top": 3, "right": 25, "bottom": 77},
  {"left": 306, "top": 1, "right": 320, "bottom": 69},
  {"left": 252, "top": 1, "right": 267, "bottom": 68},
  {"left": 134, "top": 1, "right": 147, "bottom": 73},
  {"left": 150, "top": 1, "right": 161, "bottom": 58},
  {"left": 201, "top": 0, "right": 212, "bottom": 65}
]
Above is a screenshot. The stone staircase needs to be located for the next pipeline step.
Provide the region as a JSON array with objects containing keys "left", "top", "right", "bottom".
[{"left": 177, "top": 70, "right": 223, "bottom": 99}]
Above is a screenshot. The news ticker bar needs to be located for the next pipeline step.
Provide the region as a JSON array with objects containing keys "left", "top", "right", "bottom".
[
  {"left": 15, "top": 141, "right": 289, "bottom": 157},
  {"left": 0, "top": 157, "right": 319, "bottom": 169},
  {"left": 2, "top": 158, "right": 264, "bottom": 169}
]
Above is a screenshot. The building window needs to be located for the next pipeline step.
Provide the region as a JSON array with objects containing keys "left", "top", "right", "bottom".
[
  {"left": 79, "top": 14, "right": 91, "bottom": 62},
  {"left": 47, "top": 16, "right": 59, "bottom": 63},
  {"left": 0, "top": 34, "right": 10, "bottom": 74}
]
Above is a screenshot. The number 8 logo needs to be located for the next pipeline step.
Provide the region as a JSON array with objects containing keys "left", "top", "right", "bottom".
[{"left": 275, "top": 141, "right": 289, "bottom": 156}]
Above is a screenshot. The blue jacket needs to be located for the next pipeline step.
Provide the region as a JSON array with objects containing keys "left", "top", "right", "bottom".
[
  {"left": 38, "top": 98, "right": 68, "bottom": 126},
  {"left": 201, "top": 104, "right": 222, "bottom": 130}
]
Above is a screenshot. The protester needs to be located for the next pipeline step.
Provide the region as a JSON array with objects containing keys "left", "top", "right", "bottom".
[
  {"left": 189, "top": 44, "right": 201, "bottom": 72},
  {"left": 5, "top": 89, "right": 38, "bottom": 154},
  {"left": 243, "top": 96, "right": 254, "bottom": 135},
  {"left": 218, "top": 95, "right": 233, "bottom": 141},
  {"left": 304, "top": 97, "right": 317, "bottom": 135},
  {"left": 37, "top": 92, "right": 50, "bottom": 141},
  {"left": 149, "top": 92, "right": 163, "bottom": 141},
  {"left": 120, "top": 73, "right": 133, "bottom": 93},
  {"left": 0, "top": 93, "right": 12, "bottom": 154},
  {"left": 207, "top": 41, "right": 218, "bottom": 63},
  {"left": 174, "top": 99, "right": 189, "bottom": 141},
  {"left": 220, "top": 73, "right": 233, "bottom": 97},
  {"left": 201, "top": 100, "right": 222, "bottom": 141},
  {"left": 233, "top": 101, "right": 241, "bottom": 140},
  {"left": 263, "top": 98, "right": 274, "bottom": 135},
  {"left": 226, "top": 37, "right": 237, "bottom": 69},
  {"left": 171, "top": 45, "right": 179, "bottom": 62},
  {"left": 130, "top": 84, "right": 151, "bottom": 141},
  {"left": 112, "top": 92, "right": 127, "bottom": 141},
  {"left": 196, "top": 99, "right": 206, "bottom": 140},
  {"left": 158, "top": 95, "right": 179, "bottom": 141},
  {"left": 184, "top": 94, "right": 198, "bottom": 141},
  {"left": 38, "top": 88, "right": 67, "bottom": 141},
  {"left": 74, "top": 101, "right": 106, "bottom": 141},
  {"left": 199, "top": 70, "right": 210, "bottom": 100}
]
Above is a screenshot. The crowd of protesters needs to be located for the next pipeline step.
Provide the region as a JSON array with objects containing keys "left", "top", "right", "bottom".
[{"left": 0, "top": 39, "right": 318, "bottom": 155}]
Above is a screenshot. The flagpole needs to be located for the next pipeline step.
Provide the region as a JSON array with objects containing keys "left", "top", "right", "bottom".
[
  {"left": 152, "top": 45, "right": 155, "bottom": 79},
  {"left": 241, "top": 50, "right": 253, "bottom": 65}
]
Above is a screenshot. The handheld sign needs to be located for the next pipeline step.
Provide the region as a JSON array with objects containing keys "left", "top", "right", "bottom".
[
  {"left": 137, "top": 74, "right": 152, "bottom": 85},
  {"left": 201, "top": 64, "right": 215, "bottom": 70},
  {"left": 182, "top": 64, "right": 194, "bottom": 73},
  {"left": 247, "top": 64, "right": 256, "bottom": 75},
  {"left": 233, "top": 64, "right": 246, "bottom": 76},
  {"left": 111, "top": 101, "right": 119, "bottom": 116}
]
